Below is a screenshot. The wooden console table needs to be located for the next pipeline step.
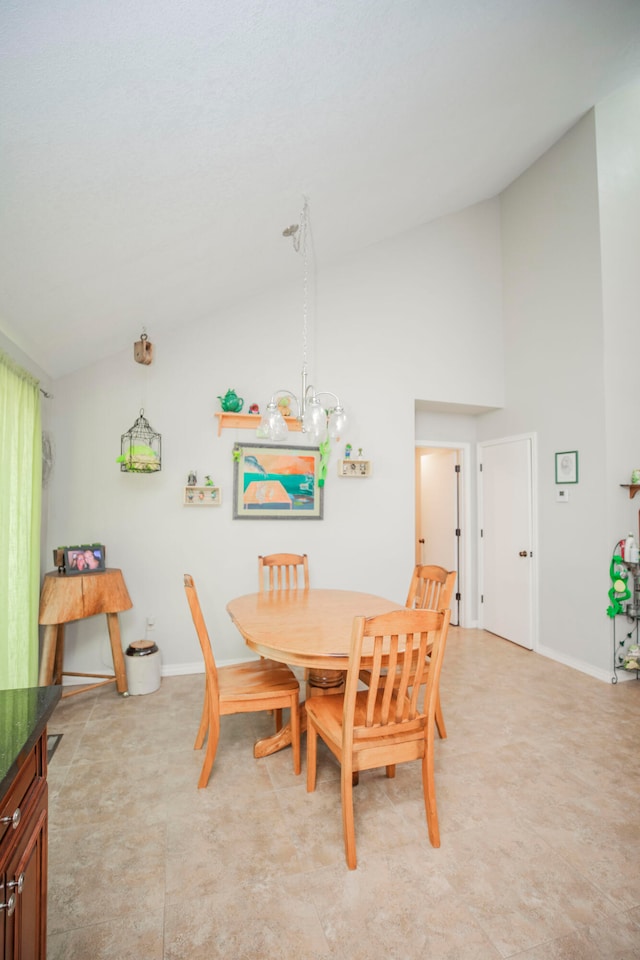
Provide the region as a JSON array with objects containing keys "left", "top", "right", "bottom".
[{"left": 38, "top": 569, "right": 132, "bottom": 698}]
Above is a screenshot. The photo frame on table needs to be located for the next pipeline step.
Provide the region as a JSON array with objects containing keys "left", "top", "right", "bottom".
[
  {"left": 233, "top": 443, "right": 323, "bottom": 519},
  {"left": 64, "top": 545, "right": 106, "bottom": 574},
  {"left": 555, "top": 451, "right": 578, "bottom": 484}
]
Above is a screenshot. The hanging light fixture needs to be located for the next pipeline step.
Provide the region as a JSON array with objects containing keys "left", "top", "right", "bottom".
[{"left": 257, "top": 197, "right": 347, "bottom": 444}]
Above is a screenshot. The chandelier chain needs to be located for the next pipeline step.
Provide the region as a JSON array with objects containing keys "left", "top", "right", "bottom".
[{"left": 299, "top": 196, "right": 310, "bottom": 376}]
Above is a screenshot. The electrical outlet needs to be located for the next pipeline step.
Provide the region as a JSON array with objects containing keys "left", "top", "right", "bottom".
[{"left": 146, "top": 617, "right": 156, "bottom": 629}]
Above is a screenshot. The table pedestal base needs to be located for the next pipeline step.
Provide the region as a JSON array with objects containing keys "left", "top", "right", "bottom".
[
  {"left": 306, "top": 667, "right": 345, "bottom": 694},
  {"left": 252, "top": 667, "right": 344, "bottom": 759},
  {"left": 253, "top": 711, "right": 307, "bottom": 759}
]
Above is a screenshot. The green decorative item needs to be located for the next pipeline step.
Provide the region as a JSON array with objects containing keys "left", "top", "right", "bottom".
[
  {"left": 218, "top": 388, "right": 244, "bottom": 412},
  {"left": 232, "top": 446, "right": 242, "bottom": 462},
  {"left": 117, "top": 444, "right": 159, "bottom": 473},
  {"left": 607, "top": 554, "right": 630, "bottom": 617},
  {"left": 318, "top": 438, "right": 330, "bottom": 487}
]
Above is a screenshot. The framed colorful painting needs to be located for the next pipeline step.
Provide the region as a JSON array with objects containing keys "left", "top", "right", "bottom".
[{"left": 232, "top": 443, "right": 323, "bottom": 519}]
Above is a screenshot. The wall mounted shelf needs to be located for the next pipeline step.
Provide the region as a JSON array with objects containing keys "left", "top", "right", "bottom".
[
  {"left": 338, "top": 459, "right": 371, "bottom": 478},
  {"left": 620, "top": 485, "right": 640, "bottom": 499},
  {"left": 214, "top": 412, "right": 302, "bottom": 436},
  {"left": 184, "top": 485, "right": 222, "bottom": 506}
]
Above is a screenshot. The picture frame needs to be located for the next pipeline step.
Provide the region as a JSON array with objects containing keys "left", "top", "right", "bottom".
[
  {"left": 232, "top": 442, "right": 323, "bottom": 519},
  {"left": 555, "top": 451, "right": 578, "bottom": 484},
  {"left": 64, "top": 544, "right": 106, "bottom": 574}
]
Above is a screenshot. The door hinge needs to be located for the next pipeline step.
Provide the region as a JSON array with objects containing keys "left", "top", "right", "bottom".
[
  {"left": 455, "top": 528, "right": 461, "bottom": 537},
  {"left": 479, "top": 463, "right": 483, "bottom": 472},
  {"left": 480, "top": 594, "right": 484, "bottom": 603},
  {"left": 480, "top": 528, "right": 484, "bottom": 538},
  {"left": 455, "top": 464, "right": 461, "bottom": 473},
  {"left": 455, "top": 592, "right": 461, "bottom": 601}
]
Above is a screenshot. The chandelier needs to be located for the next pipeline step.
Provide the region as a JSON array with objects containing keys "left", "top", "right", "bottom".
[{"left": 256, "top": 197, "right": 347, "bottom": 444}]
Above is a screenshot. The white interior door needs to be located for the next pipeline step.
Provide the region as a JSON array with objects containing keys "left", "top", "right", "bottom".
[{"left": 480, "top": 437, "right": 534, "bottom": 649}]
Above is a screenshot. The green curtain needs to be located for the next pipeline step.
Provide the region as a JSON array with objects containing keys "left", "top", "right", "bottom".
[{"left": 0, "top": 350, "right": 42, "bottom": 690}]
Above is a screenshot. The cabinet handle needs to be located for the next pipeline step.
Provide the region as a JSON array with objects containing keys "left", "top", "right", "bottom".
[
  {"left": 7, "top": 873, "right": 24, "bottom": 896},
  {"left": 0, "top": 893, "right": 16, "bottom": 916},
  {"left": 0, "top": 807, "right": 20, "bottom": 829}
]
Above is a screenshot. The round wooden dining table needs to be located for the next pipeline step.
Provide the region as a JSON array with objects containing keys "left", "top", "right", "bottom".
[{"left": 226, "top": 588, "right": 401, "bottom": 757}]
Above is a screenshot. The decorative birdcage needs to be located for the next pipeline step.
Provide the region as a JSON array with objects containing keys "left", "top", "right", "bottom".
[{"left": 118, "top": 409, "right": 162, "bottom": 473}]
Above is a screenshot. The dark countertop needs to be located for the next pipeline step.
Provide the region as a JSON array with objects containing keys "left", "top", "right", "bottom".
[{"left": 0, "top": 685, "right": 62, "bottom": 801}]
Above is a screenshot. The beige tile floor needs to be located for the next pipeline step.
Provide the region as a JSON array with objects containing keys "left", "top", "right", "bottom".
[{"left": 46, "top": 627, "right": 640, "bottom": 959}]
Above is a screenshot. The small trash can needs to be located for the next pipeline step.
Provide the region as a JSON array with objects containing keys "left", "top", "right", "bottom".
[{"left": 125, "top": 640, "right": 161, "bottom": 695}]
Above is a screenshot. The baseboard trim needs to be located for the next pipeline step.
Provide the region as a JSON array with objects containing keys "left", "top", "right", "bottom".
[{"left": 537, "top": 643, "right": 620, "bottom": 684}]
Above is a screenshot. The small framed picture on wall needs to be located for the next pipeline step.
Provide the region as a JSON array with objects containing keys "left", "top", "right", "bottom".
[{"left": 555, "top": 451, "right": 578, "bottom": 484}]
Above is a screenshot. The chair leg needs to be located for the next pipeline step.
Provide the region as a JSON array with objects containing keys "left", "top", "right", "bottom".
[
  {"left": 421, "top": 737, "right": 440, "bottom": 847},
  {"left": 306, "top": 718, "right": 318, "bottom": 791},
  {"left": 341, "top": 762, "right": 357, "bottom": 870},
  {"left": 273, "top": 708, "right": 283, "bottom": 731},
  {"left": 385, "top": 764, "right": 396, "bottom": 778},
  {"left": 197, "top": 713, "right": 220, "bottom": 789},
  {"left": 435, "top": 692, "right": 447, "bottom": 740},
  {"left": 194, "top": 679, "right": 209, "bottom": 750},
  {"left": 290, "top": 695, "right": 301, "bottom": 775}
]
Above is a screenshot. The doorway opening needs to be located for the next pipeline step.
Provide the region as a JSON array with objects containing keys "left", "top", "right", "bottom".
[{"left": 415, "top": 443, "right": 471, "bottom": 627}]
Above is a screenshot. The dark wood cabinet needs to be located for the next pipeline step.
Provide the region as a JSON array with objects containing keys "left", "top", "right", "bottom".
[
  {"left": 0, "top": 687, "right": 60, "bottom": 960},
  {"left": 0, "top": 731, "right": 48, "bottom": 960}
]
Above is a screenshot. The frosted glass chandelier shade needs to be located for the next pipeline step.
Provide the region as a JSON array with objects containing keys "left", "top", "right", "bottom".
[{"left": 256, "top": 401, "right": 288, "bottom": 442}]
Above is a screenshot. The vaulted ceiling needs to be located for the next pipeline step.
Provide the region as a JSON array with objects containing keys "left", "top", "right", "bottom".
[{"left": 2, "top": 1, "right": 640, "bottom": 378}]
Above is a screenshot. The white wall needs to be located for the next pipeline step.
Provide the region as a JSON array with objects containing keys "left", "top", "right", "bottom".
[
  {"left": 479, "top": 112, "right": 611, "bottom": 676},
  {"left": 43, "top": 199, "right": 504, "bottom": 677},
  {"left": 596, "top": 80, "right": 640, "bottom": 542}
]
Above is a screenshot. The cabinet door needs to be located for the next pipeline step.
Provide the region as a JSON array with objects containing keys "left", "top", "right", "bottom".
[
  {"left": 3, "top": 783, "right": 47, "bottom": 960},
  {"left": 0, "top": 878, "right": 6, "bottom": 960}
]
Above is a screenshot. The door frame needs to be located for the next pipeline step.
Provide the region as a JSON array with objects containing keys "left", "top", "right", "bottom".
[
  {"left": 414, "top": 439, "right": 472, "bottom": 628},
  {"left": 477, "top": 432, "right": 539, "bottom": 651}
]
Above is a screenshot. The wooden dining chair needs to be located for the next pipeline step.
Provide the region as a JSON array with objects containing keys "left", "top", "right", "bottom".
[
  {"left": 306, "top": 607, "right": 451, "bottom": 869},
  {"left": 406, "top": 564, "right": 456, "bottom": 611},
  {"left": 258, "top": 553, "right": 310, "bottom": 701},
  {"left": 184, "top": 574, "right": 301, "bottom": 788},
  {"left": 360, "top": 564, "right": 456, "bottom": 740},
  {"left": 258, "top": 553, "right": 309, "bottom": 592},
  {"left": 406, "top": 565, "right": 456, "bottom": 739}
]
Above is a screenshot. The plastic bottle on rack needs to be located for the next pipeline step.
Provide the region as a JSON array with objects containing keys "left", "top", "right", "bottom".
[{"left": 626, "top": 533, "right": 639, "bottom": 564}]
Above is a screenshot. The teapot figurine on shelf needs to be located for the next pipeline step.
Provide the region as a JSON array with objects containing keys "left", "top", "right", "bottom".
[{"left": 218, "top": 388, "right": 244, "bottom": 413}]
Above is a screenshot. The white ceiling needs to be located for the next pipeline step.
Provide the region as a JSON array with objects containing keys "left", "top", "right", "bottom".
[{"left": 2, "top": 0, "right": 640, "bottom": 379}]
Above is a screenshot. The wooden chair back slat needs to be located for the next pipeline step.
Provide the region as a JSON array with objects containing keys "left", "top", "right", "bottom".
[
  {"left": 344, "top": 610, "right": 450, "bottom": 740},
  {"left": 258, "top": 553, "right": 309, "bottom": 592},
  {"left": 405, "top": 565, "right": 456, "bottom": 611}
]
